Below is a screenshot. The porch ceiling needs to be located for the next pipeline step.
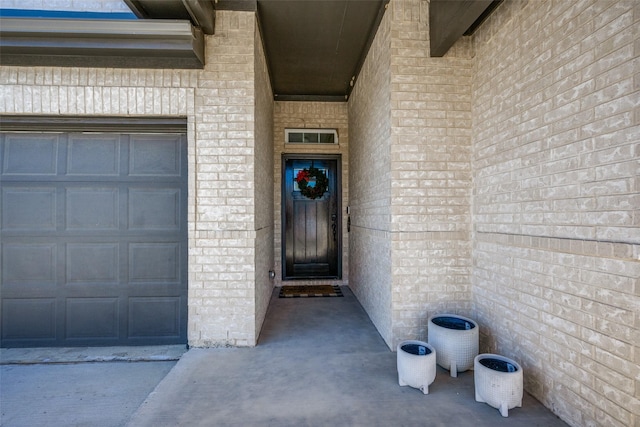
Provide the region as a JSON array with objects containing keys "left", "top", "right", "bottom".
[{"left": 125, "top": 0, "right": 500, "bottom": 101}]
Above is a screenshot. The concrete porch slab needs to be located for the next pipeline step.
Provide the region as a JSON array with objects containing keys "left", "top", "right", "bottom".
[{"left": 127, "top": 287, "right": 568, "bottom": 426}]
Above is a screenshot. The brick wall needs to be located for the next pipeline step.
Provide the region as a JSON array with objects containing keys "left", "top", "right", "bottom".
[
  {"left": 190, "top": 11, "right": 262, "bottom": 347},
  {"left": 388, "top": 0, "right": 473, "bottom": 345},
  {"left": 254, "top": 23, "right": 275, "bottom": 336},
  {"left": 272, "top": 101, "right": 349, "bottom": 287},
  {"left": 0, "top": 67, "right": 197, "bottom": 115},
  {"left": 472, "top": 1, "right": 640, "bottom": 426},
  {"left": 348, "top": 5, "right": 393, "bottom": 345},
  {"left": 349, "top": 0, "right": 473, "bottom": 348}
]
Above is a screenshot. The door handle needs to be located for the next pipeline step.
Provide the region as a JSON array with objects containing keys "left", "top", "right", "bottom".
[{"left": 331, "top": 213, "right": 337, "bottom": 241}]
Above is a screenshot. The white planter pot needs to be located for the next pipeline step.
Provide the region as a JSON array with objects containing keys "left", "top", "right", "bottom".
[
  {"left": 428, "top": 314, "right": 479, "bottom": 377},
  {"left": 397, "top": 340, "right": 436, "bottom": 395},
  {"left": 474, "top": 354, "right": 523, "bottom": 417}
]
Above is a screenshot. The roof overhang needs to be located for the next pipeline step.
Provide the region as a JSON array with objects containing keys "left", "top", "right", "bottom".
[
  {"left": 0, "top": 18, "right": 205, "bottom": 69},
  {"left": 0, "top": 1, "right": 501, "bottom": 98},
  {"left": 429, "top": 0, "right": 501, "bottom": 57},
  {"left": 124, "top": 0, "right": 220, "bottom": 35}
]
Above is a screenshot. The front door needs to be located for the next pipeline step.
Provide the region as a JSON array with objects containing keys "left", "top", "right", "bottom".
[{"left": 282, "top": 155, "right": 341, "bottom": 280}]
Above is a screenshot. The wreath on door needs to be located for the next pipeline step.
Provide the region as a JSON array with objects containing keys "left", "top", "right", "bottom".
[{"left": 295, "top": 166, "right": 328, "bottom": 199}]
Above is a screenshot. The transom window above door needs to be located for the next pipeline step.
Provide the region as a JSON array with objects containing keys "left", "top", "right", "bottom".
[{"left": 285, "top": 129, "right": 338, "bottom": 144}]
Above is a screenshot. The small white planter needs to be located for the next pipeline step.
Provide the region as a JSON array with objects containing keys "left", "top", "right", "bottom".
[
  {"left": 428, "top": 314, "right": 479, "bottom": 377},
  {"left": 474, "top": 354, "right": 523, "bottom": 417},
  {"left": 397, "top": 340, "right": 436, "bottom": 395}
]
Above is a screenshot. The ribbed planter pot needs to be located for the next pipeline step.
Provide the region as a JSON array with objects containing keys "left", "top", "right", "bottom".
[
  {"left": 397, "top": 340, "right": 436, "bottom": 395},
  {"left": 474, "top": 354, "right": 523, "bottom": 417},
  {"left": 428, "top": 314, "right": 479, "bottom": 377}
]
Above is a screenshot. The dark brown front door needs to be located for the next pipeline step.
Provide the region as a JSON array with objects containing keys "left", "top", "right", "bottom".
[{"left": 283, "top": 155, "right": 341, "bottom": 280}]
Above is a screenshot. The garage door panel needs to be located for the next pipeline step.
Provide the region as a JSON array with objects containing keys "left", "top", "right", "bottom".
[
  {"left": 66, "top": 298, "right": 119, "bottom": 339},
  {"left": 66, "top": 243, "right": 119, "bottom": 284},
  {"left": 1, "top": 128, "right": 187, "bottom": 347},
  {"left": 68, "top": 135, "right": 120, "bottom": 176},
  {"left": 130, "top": 135, "right": 181, "bottom": 176},
  {"left": 2, "top": 187, "right": 57, "bottom": 230},
  {"left": 129, "top": 188, "right": 180, "bottom": 230},
  {"left": 2, "top": 243, "right": 57, "bottom": 285},
  {"left": 2, "top": 298, "right": 56, "bottom": 340},
  {"left": 129, "top": 243, "right": 180, "bottom": 284},
  {"left": 128, "top": 297, "right": 180, "bottom": 338},
  {"left": 66, "top": 187, "right": 119, "bottom": 231},
  {"left": 2, "top": 134, "right": 59, "bottom": 175}
]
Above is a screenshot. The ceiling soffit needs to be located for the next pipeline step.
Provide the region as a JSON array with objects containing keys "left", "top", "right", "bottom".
[{"left": 257, "top": 0, "right": 388, "bottom": 101}]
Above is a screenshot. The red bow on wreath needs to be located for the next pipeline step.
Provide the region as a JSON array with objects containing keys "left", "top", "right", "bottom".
[{"left": 296, "top": 170, "right": 310, "bottom": 182}]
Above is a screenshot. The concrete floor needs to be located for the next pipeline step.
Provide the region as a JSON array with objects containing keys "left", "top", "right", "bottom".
[
  {"left": 128, "top": 287, "right": 568, "bottom": 426},
  {"left": 1, "top": 346, "right": 185, "bottom": 426},
  {"left": 1, "top": 287, "right": 568, "bottom": 427},
  {"left": 1, "top": 360, "right": 177, "bottom": 427}
]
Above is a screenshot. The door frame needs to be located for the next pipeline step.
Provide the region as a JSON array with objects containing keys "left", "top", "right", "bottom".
[{"left": 281, "top": 153, "right": 342, "bottom": 280}]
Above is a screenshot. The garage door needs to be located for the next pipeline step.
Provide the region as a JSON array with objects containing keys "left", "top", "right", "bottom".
[{"left": 1, "top": 124, "right": 187, "bottom": 347}]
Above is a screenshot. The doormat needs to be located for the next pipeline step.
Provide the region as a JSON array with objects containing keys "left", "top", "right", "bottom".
[{"left": 279, "top": 285, "right": 343, "bottom": 298}]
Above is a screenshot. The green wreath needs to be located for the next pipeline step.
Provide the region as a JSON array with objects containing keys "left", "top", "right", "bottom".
[{"left": 295, "top": 166, "right": 328, "bottom": 199}]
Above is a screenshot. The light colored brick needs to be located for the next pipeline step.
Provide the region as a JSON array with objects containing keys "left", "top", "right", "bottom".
[{"left": 472, "top": 6, "right": 637, "bottom": 426}]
